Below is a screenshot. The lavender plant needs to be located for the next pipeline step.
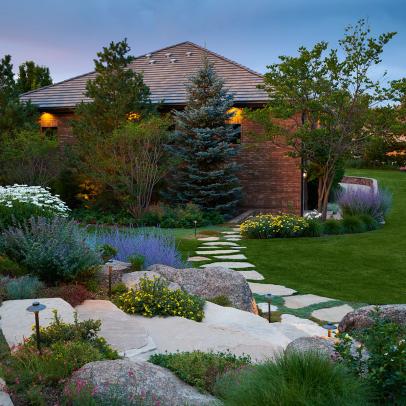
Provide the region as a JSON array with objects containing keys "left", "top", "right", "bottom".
[
  {"left": 90, "top": 227, "right": 186, "bottom": 268},
  {"left": 337, "top": 187, "right": 392, "bottom": 222},
  {"left": 0, "top": 217, "right": 101, "bottom": 282}
]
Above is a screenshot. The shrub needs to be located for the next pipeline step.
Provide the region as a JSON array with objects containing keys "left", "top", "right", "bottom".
[
  {"left": 358, "top": 214, "right": 379, "bottom": 231},
  {"left": 1, "top": 275, "right": 44, "bottom": 300},
  {"left": 40, "top": 284, "right": 94, "bottom": 307},
  {"left": 0, "top": 217, "right": 101, "bottom": 282},
  {"left": 150, "top": 351, "right": 251, "bottom": 393},
  {"left": 90, "top": 227, "right": 185, "bottom": 268},
  {"left": 128, "top": 254, "right": 145, "bottom": 271},
  {"left": 0, "top": 255, "right": 27, "bottom": 277},
  {"left": 99, "top": 243, "right": 118, "bottom": 262},
  {"left": 336, "top": 311, "right": 406, "bottom": 404},
  {"left": 115, "top": 276, "right": 205, "bottom": 321},
  {"left": 342, "top": 215, "right": 367, "bottom": 234},
  {"left": 26, "top": 310, "right": 118, "bottom": 360},
  {"left": 323, "top": 219, "right": 344, "bottom": 235},
  {"left": 240, "top": 214, "right": 310, "bottom": 239},
  {"left": 214, "top": 351, "right": 369, "bottom": 405},
  {"left": 337, "top": 187, "right": 392, "bottom": 221},
  {"left": 0, "top": 184, "right": 70, "bottom": 230},
  {"left": 303, "top": 218, "right": 323, "bottom": 237}
]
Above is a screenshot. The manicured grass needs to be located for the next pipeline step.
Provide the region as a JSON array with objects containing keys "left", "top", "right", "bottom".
[{"left": 242, "top": 169, "right": 406, "bottom": 304}]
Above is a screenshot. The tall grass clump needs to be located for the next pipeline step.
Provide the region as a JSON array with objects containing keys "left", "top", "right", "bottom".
[
  {"left": 90, "top": 227, "right": 185, "bottom": 268},
  {"left": 0, "top": 275, "right": 44, "bottom": 299},
  {"left": 337, "top": 187, "right": 392, "bottom": 222},
  {"left": 0, "top": 217, "right": 101, "bottom": 282},
  {"left": 214, "top": 351, "right": 369, "bottom": 406}
]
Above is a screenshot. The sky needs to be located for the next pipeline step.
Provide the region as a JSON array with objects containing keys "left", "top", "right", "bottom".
[{"left": 1, "top": 0, "right": 405, "bottom": 84}]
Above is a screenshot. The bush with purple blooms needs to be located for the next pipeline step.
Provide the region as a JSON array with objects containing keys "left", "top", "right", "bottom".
[
  {"left": 89, "top": 227, "right": 186, "bottom": 269},
  {"left": 337, "top": 187, "right": 392, "bottom": 222}
]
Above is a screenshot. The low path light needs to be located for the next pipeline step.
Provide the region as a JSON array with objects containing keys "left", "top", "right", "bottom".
[
  {"left": 194, "top": 220, "right": 197, "bottom": 238},
  {"left": 323, "top": 322, "right": 337, "bottom": 338},
  {"left": 265, "top": 293, "right": 273, "bottom": 323},
  {"left": 26, "top": 301, "right": 46, "bottom": 354},
  {"left": 107, "top": 260, "right": 114, "bottom": 298}
]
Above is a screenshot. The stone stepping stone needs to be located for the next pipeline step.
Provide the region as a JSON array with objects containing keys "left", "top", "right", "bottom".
[
  {"left": 0, "top": 298, "right": 76, "bottom": 347},
  {"left": 257, "top": 302, "right": 278, "bottom": 312},
  {"left": 221, "top": 231, "right": 240, "bottom": 234},
  {"left": 311, "top": 304, "right": 354, "bottom": 323},
  {"left": 213, "top": 254, "right": 247, "bottom": 260},
  {"left": 187, "top": 256, "right": 210, "bottom": 262},
  {"left": 197, "top": 246, "right": 223, "bottom": 249},
  {"left": 225, "top": 237, "right": 241, "bottom": 241},
  {"left": 238, "top": 270, "right": 264, "bottom": 280},
  {"left": 202, "top": 241, "right": 239, "bottom": 246},
  {"left": 76, "top": 300, "right": 156, "bottom": 357},
  {"left": 196, "top": 249, "right": 240, "bottom": 255},
  {"left": 197, "top": 236, "right": 220, "bottom": 241},
  {"left": 201, "top": 261, "right": 255, "bottom": 269},
  {"left": 232, "top": 228, "right": 240, "bottom": 232},
  {"left": 283, "top": 294, "right": 333, "bottom": 309},
  {"left": 281, "top": 314, "right": 326, "bottom": 337},
  {"left": 249, "top": 282, "right": 296, "bottom": 296}
]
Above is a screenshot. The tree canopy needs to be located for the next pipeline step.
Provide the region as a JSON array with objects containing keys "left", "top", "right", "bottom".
[
  {"left": 17, "top": 61, "right": 52, "bottom": 94},
  {"left": 249, "top": 19, "right": 396, "bottom": 218}
]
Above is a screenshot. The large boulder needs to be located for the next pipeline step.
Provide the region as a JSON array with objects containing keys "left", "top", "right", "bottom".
[
  {"left": 67, "top": 359, "right": 217, "bottom": 406},
  {"left": 338, "top": 304, "right": 406, "bottom": 333},
  {"left": 147, "top": 264, "right": 254, "bottom": 312},
  {"left": 285, "top": 336, "right": 340, "bottom": 361}
]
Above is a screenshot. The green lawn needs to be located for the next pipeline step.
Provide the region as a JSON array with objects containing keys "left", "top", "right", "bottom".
[{"left": 240, "top": 169, "right": 406, "bottom": 304}]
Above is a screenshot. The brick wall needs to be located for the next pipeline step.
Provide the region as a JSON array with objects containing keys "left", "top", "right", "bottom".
[
  {"left": 237, "top": 118, "right": 302, "bottom": 214},
  {"left": 47, "top": 112, "right": 302, "bottom": 215}
]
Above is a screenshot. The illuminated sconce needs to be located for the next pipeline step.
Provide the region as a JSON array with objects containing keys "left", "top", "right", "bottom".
[
  {"left": 40, "top": 112, "right": 58, "bottom": 127},
  {"left": 226, "top": 107, "right": 243, "bottom": 124},
  {"left": 127, "top": 112, "right": 141, "bottom": 122}
]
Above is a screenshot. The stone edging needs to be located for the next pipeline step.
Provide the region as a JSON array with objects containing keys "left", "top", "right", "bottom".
[{"left": 341, "top": 176, "right": 378, "bottom": 194}]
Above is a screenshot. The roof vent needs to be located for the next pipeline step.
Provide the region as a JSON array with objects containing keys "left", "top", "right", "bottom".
[
  {"left": 148, "top": 59, "right": 156, "bottom": 64},
  {"left": 186, "top": 51, "right": 192, "bottom": 57},
  {"left": 165, "top": 52, "right": 172, "bottom": 57},
  {"left": 145, "top": 53, "right": 151, "bottom": 58},
  {"left": 170, "top": 58, "right": 177, "bottom": 64}
]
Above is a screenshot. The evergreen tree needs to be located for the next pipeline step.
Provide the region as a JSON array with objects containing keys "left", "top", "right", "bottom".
[
  {"left": 0, "top": 55, "right": 38, "bottom": 139},
  {"left": 166, "top": 57, "right": 241, "bottom": 216},
  {"left": 17, "top": 61, "right": 52, "bottom": 93},
  {"left": 73, "top": 38, "right": 152, "bottom": 139}
]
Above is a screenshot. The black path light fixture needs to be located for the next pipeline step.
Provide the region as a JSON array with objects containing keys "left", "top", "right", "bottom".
[
  {"left": 107, "top": 259, "right": 114, "bottom": 298},
  {"left": 194, "top": 220, "right": 198, "bottom": 238},
  {"left": 265, "top": 293, "right": 273, "bottom": 323},
  {"left": 26, "top": 301, "right": 46, "bottom": 354},
  {"left": 323, "top": 322, "right": 337, "bottom": 338}
]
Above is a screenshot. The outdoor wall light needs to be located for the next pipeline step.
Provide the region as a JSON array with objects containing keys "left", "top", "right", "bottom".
[
  {"left": 265, "top": 293, "right": 273, "bottom": 323},
  {"left": 26, "top": 301, "right": 46, "bottom": 354},
  {"left": 323, "top": 322, "right": 336, "bottom": 338}
]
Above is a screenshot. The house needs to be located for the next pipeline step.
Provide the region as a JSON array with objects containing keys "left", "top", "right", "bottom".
[{"left": 20, "top": 41, "right": 302, "bottom": 214}]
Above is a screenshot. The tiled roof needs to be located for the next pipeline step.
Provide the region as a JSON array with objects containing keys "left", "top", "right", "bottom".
[{"left": 20, "top": 41, "right": 268, "bottom": 109}]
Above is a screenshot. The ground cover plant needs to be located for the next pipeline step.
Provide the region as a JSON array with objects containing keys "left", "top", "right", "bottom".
[
  {"left": 233, "top": 169, "right": 406, "bottom": 304},
  {"left": 114, "top": 276, "right": 205, "bottom": 321},
  {"left": 213, "top": 351, "right": 370, "bottom": 406},
  {"left": 0, "top": 216, "right": 101, "bottom": 282},
  {"left": 0, "top": 275, "right": 43, "bottom": 300},
  {"left": 89, "top": 226, "right": 185, "bottom": 268},
  {"left": 149, "top": 350, "right": 251, "bottom": 393},
  {"left": 336, "top": 310, "right": 406, "bottom": 404},
  {"left": 0, "top": 311, "right": 118, "bottom": 405}
]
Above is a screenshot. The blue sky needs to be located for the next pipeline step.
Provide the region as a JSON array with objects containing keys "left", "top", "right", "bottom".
[{"left": 1, "top": 0, "right": 405, "bottom": 83}]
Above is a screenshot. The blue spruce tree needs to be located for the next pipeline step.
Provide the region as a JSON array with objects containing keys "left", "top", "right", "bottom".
[{"left": 166, "top": 57, "right": 241, "bottom": 216}]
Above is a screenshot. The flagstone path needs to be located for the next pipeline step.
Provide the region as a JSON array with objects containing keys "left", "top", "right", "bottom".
[{"left": 190, "top": 227, "right": 356, "bottom": 326}]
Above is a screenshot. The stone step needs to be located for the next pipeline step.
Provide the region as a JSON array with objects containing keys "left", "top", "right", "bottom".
[
  {"left": 197, "top": 237, "right": 220, "bottom": 241},
  {"left": 249, "top": 282, "right": 296, "bottom": 296},
  {"left": 76, "top": 300, "right": 156, "bottom": 357},
  {"left": 284, "top": 294, "right": 333, "bottom": 309},
  {"left": 196, "top": 249, "right": 241, "bottom": 255},
  {"left": 201, "top": 262, "right": 256, "bottom": 269},
  {"left": 213, "top": 254, "right": 247, "bottom": 260},
  {"left": 202, "top": 241, "right": 239, "bottom": 246},
  {"left": 238, "top": 270, "right": 264, "bottom": 280},
  {"left": 311, "top": 304, "right": 354, "bottom": 323}
]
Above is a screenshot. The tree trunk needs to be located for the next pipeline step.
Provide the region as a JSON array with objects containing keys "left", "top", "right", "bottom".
[{"left": 317, "top": 170, "right": 334, "bottom": 220}]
